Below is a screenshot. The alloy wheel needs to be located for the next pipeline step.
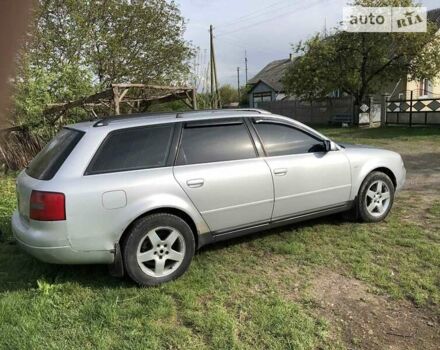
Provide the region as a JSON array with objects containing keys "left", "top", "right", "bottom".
[
  {"left": 136, "top": 226, "right": 186, "bottom": 277},
  {"left": 365, "top": 180, "right": 391, "bottom": 217}
]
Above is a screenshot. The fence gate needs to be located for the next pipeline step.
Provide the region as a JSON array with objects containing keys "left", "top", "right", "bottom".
[{"left": 386, "top": 93, "right": 440, "bottom": 126}]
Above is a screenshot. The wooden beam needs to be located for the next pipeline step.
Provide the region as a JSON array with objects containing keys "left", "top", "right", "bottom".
[
  {"left": 111, "top": 83, "right": 192, "bottom": 91},
  {"left": 113, "top": 86, "right": 120, "bottom": 115},
  {"left": 119, "top": 88, "right": 129, "bottom": 102},
  {"left": 0, "top": 125, "right": 26, "bottom": 134},
  {"left": 192, "top": 88, "right": 197, "bottom": 110},
  {"left": 43, "top": 84, "right": 198, "bottom": 121},
  {"left": 44, "top": 89, "right": 112, "bottom": 116}
]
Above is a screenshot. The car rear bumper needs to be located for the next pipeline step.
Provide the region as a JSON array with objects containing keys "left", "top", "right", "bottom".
[{"left": 12, "top": 211, "right": 114, "bottom": 264}]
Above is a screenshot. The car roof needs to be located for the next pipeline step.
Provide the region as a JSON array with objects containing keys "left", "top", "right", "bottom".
[
  {"left": 68, "top": 108, "right": 329, "bottom": 141},
  {"left": 69, "top": 109, "right": 272, "bottom": 131}
]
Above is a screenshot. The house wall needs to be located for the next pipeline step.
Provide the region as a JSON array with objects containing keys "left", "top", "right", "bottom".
[
  {"left": 406, "top": 76, "right": 440, "bottom": 98},
  {"left": 403, "top": 26, "right": 440, "bottom": 99},
  {"left": 381, "top": 75, "right": 440, "bottom": 100},
  {"left": 248, "top": 81, "right": 277, "bottom": 107},
  {"left": 387, "top": 78, "right": 407, "bottom": 99}
]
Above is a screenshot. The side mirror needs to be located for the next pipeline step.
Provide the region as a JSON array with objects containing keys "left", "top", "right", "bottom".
[{"left": 324, "top": 140, "right": 331, "bottom": 152}]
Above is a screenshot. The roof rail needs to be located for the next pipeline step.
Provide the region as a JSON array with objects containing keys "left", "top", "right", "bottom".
[
  {"left": 93, "top": 119, "right": 107, "bottom": 127},
  {"left": 176, "top": 108, "right": 271, "bottom": 118},
  {"left": 92, "top": 111, "right": 177, "bottom": 127},
  {"left": 230, "top": 108, "right": 271, "bottom": 114},
  {"left": 91, "top": 108, "right": 272, "bottom": 126}
]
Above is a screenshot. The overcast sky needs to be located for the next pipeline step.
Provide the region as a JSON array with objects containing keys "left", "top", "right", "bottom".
[{"left": 177, "top": 0, "right": 439, "bottom": 89}]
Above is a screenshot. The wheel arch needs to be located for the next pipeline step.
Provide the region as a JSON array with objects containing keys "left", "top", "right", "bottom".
[
  {"left": 369, "top": 167, "right": 397, "bottom": 189},
  {"left": 353, "top": 164, "right": 398, "bottom": 199},
  {"left": 119, "top": 207, "right": 199, "bottom": 250}
]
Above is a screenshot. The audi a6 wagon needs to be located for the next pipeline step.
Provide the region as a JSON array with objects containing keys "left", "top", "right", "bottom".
[{"left": 12, "top": 109, "right": 406, "bottom": 285}]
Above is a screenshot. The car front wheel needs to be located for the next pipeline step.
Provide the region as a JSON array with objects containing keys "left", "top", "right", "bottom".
[
  {"left": 122, "top": 213, "right": 195, "bottom": 286},
  {"left": 357, "top": 171, "right": 395, "bottom": 223}
]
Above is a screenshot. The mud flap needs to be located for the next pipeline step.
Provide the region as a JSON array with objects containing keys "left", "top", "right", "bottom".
[{"left": 108, "top": 243, "right": 124, "bottom": 277}]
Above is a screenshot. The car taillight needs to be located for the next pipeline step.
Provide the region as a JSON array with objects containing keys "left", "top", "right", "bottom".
[{"left": 30, "top": 191, "right": 66, "bottom": 221}]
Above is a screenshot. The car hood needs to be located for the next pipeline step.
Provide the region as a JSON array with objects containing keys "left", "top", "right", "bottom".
[
  {"left": 339, "top": 143, "right": 377, "bottom": 149},
  {"left": 339, "top": 143, "right": 402, "bottom": 164}
]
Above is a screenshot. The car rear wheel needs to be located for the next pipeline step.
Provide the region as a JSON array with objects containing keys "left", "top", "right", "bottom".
[
  {"left": 122, "top": 213, "right": 195, "bottom": 286},
  {"left": 357, "top": 171, "right": 394, "bottom": 222}
]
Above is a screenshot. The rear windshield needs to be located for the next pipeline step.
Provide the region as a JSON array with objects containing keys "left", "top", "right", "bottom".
[{"left": 26, "top": 128, "right": 84, "bottom": 180}]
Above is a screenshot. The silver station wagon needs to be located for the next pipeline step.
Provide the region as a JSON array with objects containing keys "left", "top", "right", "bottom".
[{"left": 12, "top": 109, "right": 406, "bottom": 285}]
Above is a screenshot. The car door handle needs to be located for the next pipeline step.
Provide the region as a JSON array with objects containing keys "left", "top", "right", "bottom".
[
  {"left": 186, "top": 178, "right": 204, "bottom": 188},
  {"left": 273, "top": 168, "right": 288, "bottom": 176}
]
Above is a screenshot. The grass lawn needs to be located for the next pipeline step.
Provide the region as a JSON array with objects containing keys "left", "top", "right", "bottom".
[{"left": 0, "top": 126, "right": 439, "bottom": 349}]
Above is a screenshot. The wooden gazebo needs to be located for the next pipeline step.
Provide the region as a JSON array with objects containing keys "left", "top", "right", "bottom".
[{"left": 45, "top": 83, "right": 197, "bottom": 122}]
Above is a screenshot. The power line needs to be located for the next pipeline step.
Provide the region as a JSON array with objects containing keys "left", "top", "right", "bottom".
[
  {"left": 216, "top": 0, "right": 294, "bottom": 29},
  {"left": 218, "top": 0, "right": 325, "bottom": 36},
  {"left": 216, "top": 35, "right": 275, "bottom": 56},
  {"left": 217, "top": 0, "right": 326, "bottom": 37}
]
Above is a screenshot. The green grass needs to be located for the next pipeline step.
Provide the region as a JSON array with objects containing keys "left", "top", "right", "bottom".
[
  {"left": 317, "top": 125, "right": 440, "bottom": 152},
  {"left": 0, "top": 126, "right": 439, "bottom": 349}
]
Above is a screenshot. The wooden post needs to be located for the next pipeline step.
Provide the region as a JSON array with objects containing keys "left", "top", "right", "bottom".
[
  {"left": 192, "top": 88, "right": 197, "bottom": 110},
  {"left": 381, "top": 94, "right": 389, "bottom": 126},
  {"left": 113, "top": 86, "right": 120, "bottom": 115},
  {"left": 369, "top": 95, "right": 374, "bottom": 127},
  {"left": 409, "top": 90, "right": 413, "bottom": 127}
]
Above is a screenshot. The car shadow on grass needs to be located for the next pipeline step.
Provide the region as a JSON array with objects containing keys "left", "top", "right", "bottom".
[
  {"left": 0, "top": 242, "right": 131, "bottom": 293},
  {"left": 0, "top": 213, "right": 349, "bottom": 292}
]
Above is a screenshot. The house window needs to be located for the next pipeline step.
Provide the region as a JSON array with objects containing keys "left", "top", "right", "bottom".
[
  {"left": 330, "top": 89, "right": 341, "bottom": 98},
  {"left": 419, "top": 79, "right": 430, "bottom": 97},
  {"left": 253, "top": 92, "right": 272, "bottom": 106}
]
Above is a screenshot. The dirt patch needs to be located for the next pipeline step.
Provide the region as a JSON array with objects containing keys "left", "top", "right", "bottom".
[
  {"left": 309, "top": 271, "right": 439, "bottom": 350},
  {"left": 401, "top": 152, "right": 440, "bottom": 192},
  {"left": 396, "top": 152, "right": 440, "bottom": 230}
]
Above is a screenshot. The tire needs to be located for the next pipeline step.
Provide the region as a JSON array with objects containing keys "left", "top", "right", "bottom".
[
  {"left": 122, "top": 213, "right": 195, "bottom": 286},
  {"left": 357, "top": 171, "right": 395, "bottom": 223}
]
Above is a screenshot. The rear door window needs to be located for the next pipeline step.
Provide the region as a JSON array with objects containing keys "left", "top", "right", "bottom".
[
  {"left": 26, "top": 128, "right": 84, "bottom": 180},
  {"left": 86, "top": 124, "right": 174, "bottom": 175},
  {"left": 176, "top": 120, "right": 256, "bottom": 165}
]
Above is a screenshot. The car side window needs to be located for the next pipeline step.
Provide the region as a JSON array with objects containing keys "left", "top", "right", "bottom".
[
  {"left": 176, "top": 122, "right": 256, "bottom": 165},
  {"left": 86, "top": 124, "right": 174, "bottom": 175},
  {"left": 254, "top": 122, "right": 325, "bottom": 156}
]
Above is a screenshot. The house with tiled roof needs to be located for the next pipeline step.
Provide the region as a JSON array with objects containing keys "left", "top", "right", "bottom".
[
  {"left": 248, "top": 8, "right": 440, "bottom": 107},
  {"left": 247, "top": 57, "right": 292, "bottom": 107}
]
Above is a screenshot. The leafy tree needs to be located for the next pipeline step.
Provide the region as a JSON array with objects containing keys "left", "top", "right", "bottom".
[
  {"left": 194, "top": 84, "right": 249, "bottom": 109},
  {"left": 219, "top": 84, "right": 239, "bottom": 105},
  {"left": 23, "top": 0, "right": 193, "bottom": 86},
  {"left": 12, "top": 0, "right": 194, "bottom": 128},
  {"left": 283, "top": 0, "right": 440, "bottom": 123}
]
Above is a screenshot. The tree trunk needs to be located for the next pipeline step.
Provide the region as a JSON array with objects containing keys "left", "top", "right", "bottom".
[{"left": 353, "top": 97, "right": 360, "bottom": 126}]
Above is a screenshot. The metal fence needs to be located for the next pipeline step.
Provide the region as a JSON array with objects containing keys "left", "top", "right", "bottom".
[
  {"left": 259, "top": 96, "right": 354, "bottom": 125},
  {"left": 386, "top": 92, "right": 440, "bottom": 126}
]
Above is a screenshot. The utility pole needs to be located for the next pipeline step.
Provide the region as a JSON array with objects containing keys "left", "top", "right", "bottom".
[
  {"left": 244, "top": 50, "right": 248, "bottom": 84},
  {"left": 209, "top": 25, "right": 214, "bottom": 108},
  {"left": 209, "top": 24, "right": 221, "bottom": 109},
  {"left": 237, "top": 67, "right": 241, "bottom": 103}
]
